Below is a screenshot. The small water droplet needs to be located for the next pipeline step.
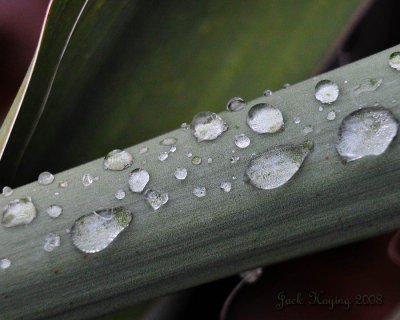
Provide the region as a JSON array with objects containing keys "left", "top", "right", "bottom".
[
  {"left": 207, "top": 157, "right": 213, "bottom": 164},
  {"left": 293, "top": 117, "right": 301, "bottom": 124},
  {"left": 103, "top": 149, "right": 133, "bottom": 171},
  {"left": 139, "top": 146, "right": 149, "bottom": 154},
  {"left": 128, "top": 168, "right": 150, "bottom": 193},
  {"left": 327, "top": 111, "right": 336, "bottom": 121},
  {"left": 46, "top": 205, "right": 63, "bottom": 218},
  {"left": 220, "top": 182, "right": 232, "bottom": 192},
  {"left": 82, "top": 174, "right": 98, "bottom": 187},
  {"left": 144, "top": 189, "right": 169, "bottom": 210},
  {"left": 54, "top": 192, "right": 59, "bottom": 196},
  {"left": 38, "top": 171, "right": 54, "bottom": 185},
  {"left": 43, "top": 233, "right": 60, "bottom": 252},
  {"left": 158, "top": 151, "right": 169, "bottom": 162},
  {"left": 263, "top": 89, "right": 273, "bottom": 96},
  {"left": 193, "top": 187, "right": 206, "bottom": 198},
  {"left": 336, "top": 107, "right": 398, "bottom": 162},
  {"left": 232, "top": 176, "right": 237, "bottom": 180},
  {"left": 318, "top": 106, "right": 324, "bottom": 112},
  {"left": 315, "top": 80, "right": 339, "bottom": 104},
  {"left": 234, "top": 134, "right": 250, "bottom": 149},
  {"left": 230, "top": 155, "right": 240, "bottom": 163},
  {"left": 187, "top": 153, "right": 193, "bottom": 158},
  {"left": 389, "top": 52, "right": 400, "bottom": 71},
  {"left": 71, "top": 207, "right": 132, "bottom": 253},
  {"left": 244, "top": 141, "right": 313, "bottom": 190},
  {"left": 181, "top": 122, "right": 189, "bottom": 129},
  {"left": 353, "top": 78, "right": 383, "bottom": 96},
  {"left": 344, "top": 80, "right": 349, "bottom": 84},
  {"left": 160, "top": 137, "right": 177, "bottom": 146},
  {"left": 392, "top": 99, "right": 397, "bottom": 104},
  {"left": 174, "top": 167, "right": 187, "bottom": 180},
  {"left": 240, "top": 268, "right": 263, "bottom": 283},
  {"left": 283, "top": 83, "right": 291, "bottom": 88},
  {"left": 247, "top": 103, "right": 284, "bottom": 134},
  {"left": 169, "top": 146, "right": 177, "bottom": 153},
  {"left": 232, "top": 149, "right": 235, "bottom": 153},
  {"left": 190, "top": 111, "right": 228, "bottom": 142},
  {"left": 192, "top": 156, "right": 202, "bottom": 165},
  {"left": 227, "top": 97, "right": 246, "bottom": 112},
  {"left": 115, "top": 190, "right": 126, "bottom": 200},
  {"left": 58, "top": 181, "right": 68, "bottom": 188},
  {"left": 0, "top": 258, "right": 11, "bottom": 270},
  {"left": 2, "top": 198, "right": 37, "bottom": 227},
  {"left": 2, "top": 186, "right": 13, "bottom": 197},
  {"left": 303, "top": 125, "right": 313, "bottom": 135}
]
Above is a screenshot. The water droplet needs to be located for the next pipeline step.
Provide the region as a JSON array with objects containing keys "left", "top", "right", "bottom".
[
  {"left": 169, "top": 146, "right": 177, "bottom": 153},
  {"left": 293, "top": 117, "right": 301, "bottom": 124},
  {"left": 353, "top": 78, "right": 383, "bottom": 96},
  {"left": 38, "top": 171, "right": 54, "bottom": 185},
  {"left": 2, "top": 198, "right": 37, "bottom": 227},
  {"left": 174, "top": 167, "right": 187, "bottom": 180},
  {"left": 392, "top": 99, "right": 397, "bottom": 104},
  {"left": 71, "top": 207, "right": 132, "bottom": 253},
  {"left": 344, "top": 80, "right": 349, "bottom": 84},
  {"left": 232, "top": 149, "right": 235, "bottom": 153},
  {"left": 139, "top": 146, "right": 149, "bottom": 154},
  {"left": 303, "top": 125, "right": 313, "bottom": 135},
  {"left": 158, "top": 152, "right": 169, "bottom": 162},
  {"left": 103, "top": 149, "right": 133, "bottom": 171},
  {"left": 263, "top": 89, "right": 273, "bottom": 96},
  {"left": 207, "top": 157, "right": 213, "bottom": 164},
  {"left": 247, "top": 103, "right": 284, "bottom": 134},
  {"left": 0, "top": 258, "right": 11, "bottom": 270},
  {"left": 318, "top": 106, "right": 324, "bottom": 112},
  {"left": 234, "top": 134, "right": 250, "bottom": 149},
  {"left": 82, "top": 174, "right": 98, "bottom": 187},
  {"left": 327, "top": 111, "right": 336, "bottom": 121},
  {"left": 115, "top": 190, "right": 126, "bottom": 200},
  {"left": 190, "top": 111, "right": 228, "bottom": 142},
  {"left": 46, "top": 205, "right": 62, "bottom": 218},
  {"left": 193, "top": 187, "right": 206, "bottom": 198},
  {"left": 283, "top": 83, "right": 291, "bottom": 88},
  {"left": 181, "top": 122, "right": 189, "bottom": 129},
  {"left": 336, "top": 107, "right": 398, "bottom": 162},
  {"left": 230, "top": 155, "right": 240, "bottom": 163},
  {"left": 232, "top": 176, "right": 237, "bottom": 180},
  {"left": 187, "top": 153, "right": 193, "bottom": 158},
  {"left": 244, "top": 142, "right": 313, "bottom": 190},
  {"left": 2, "top": 186, "right": 13, "bottom": 197},
  {"left": 220, "top": 182, "right": 232, "bottom": 192},
  {"left": 43, "top": 233, "right": 60, "bottom": 252},
  {"left": 128, "top": 168, "right": 150, "bottom": 193},
  {"left": 160, "top": 137, "right": 177, "bottom": 146},
  {"left": 54, "top": 192, "right": 60, "bottom": 196},
  {"left": 58, "top": 181, "right": 68, "bottom": 188},
  {"left": 389, "top": 52, "right": 400, "bottom": 71},
  {"left": 227, "top": 97, "right": 246, "bottom": 112},
  {"left": 144, "top": 189, "right": 169, "bottom": 210},
  {"left": 192, "top": 156, "right": 202, "bottom": 165},
  {"left": 315, "top": 80, "right": 339, "bottom": 104},
  {"left": 240, "top": 268, "right": 263, "bottom": 283}
]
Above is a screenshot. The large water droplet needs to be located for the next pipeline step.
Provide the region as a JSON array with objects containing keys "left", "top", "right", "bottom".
[
  {"left": 144, "top": 189, "right": 169, "bottom": 210},
  {"left": 82, "top": 174, "right": 98, "bottom": 187},
  {"left": 234, "top": 134, "right": 250, "bottom": 149},
  {"left": 193, "top": 187, "right": 206, "bottom": 198},
  {"left": 336, "top": 107, "right": 398, "bottom": 162},
  {"left": 389, "top": 52, "right": 400, "bottom": 71},
  {"left": 43, "top": 233, "right": 60, "bottom": 252},
  {"left": 174, "top": 167, "right": 187, "bottom": 180},
  {"left": 315, "top": 80, "right": 339, "bottom": 104},
  {"left": 227, "top": 97, "right": 246, "bottom": 112},
  {"left": 46, "top": 205, "right": 63, "bottom": 218},
  {"left": 160, "top": 137, "right": 177, "bottom": 146},
  {"left": 38, "top": 171, "right": 54, "bottom": 185},
  {"left": 244, "top": 142, "right": 313, "bottom": 190},
  {"left": 2, "top": 198, "right": 37, "bottom": 227},
  {"left": 246, "top": 103, "right": 284, "bottom": 134},
  {"left": 71, "top": 207, "right": 132, "bottom": 253},
  {"left": 0, "top": 258, "right": 11, "bottom": 270},
  {"left": 128, "top": 168, "right": 150, "bottom": 193},
  {"left": 115, "top": 190, "right": 126, "bottom": 200},
  {"left": 2, "top": 186, "right": 13, "bottom": 197},
  {"left": 191, "top": 156, "right": 202, "bottom": 165},
  {"left": 190, "top": 111, "right": 228, "bottom": 142},
  {"left": 158, "top": 151, "right": 169, "bottom": 162},
  {"left": 220, "top": 182, "right": 232, "bottom": 192},
  {"left": 103, "top": 149, "right": 133, "bottom": 171},
  {"left": 353, "top": 78, "right": 383, "bottom": 96}
]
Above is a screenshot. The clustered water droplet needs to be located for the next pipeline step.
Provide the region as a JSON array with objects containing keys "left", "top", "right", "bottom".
[
  {"left": 38, "top": 171, "right": 54, "bottom": 185},
  {"left": 144, "top": 189, "right": 169, "bottom": 210},
  {"left": 327, "top": 111, "right": 336, "bottom": 121},
  {"left": 82, "top": 174, "right": 98, "bottom": 187},
  {"left": 244, "top": 142, "right": 313, "bottom": 190},
  {"left": 234, "top": 133, "right": 250, "bottom": 149},
  {"left": 190, "top": 111, "right": 228, "bottom": 142},
  {"left": 192, "top": 156, "right": 202, "bottom": 165},
  {"left": 71, "top": 207, "right": 132, "bottom": 253},
  {"left": 2, "top": 198, "right": 37, "bottom": 227},
  {"left": 2, "top": 186, "right": 13, "bottom": 197},
  {"left": 336, "top": 107, "right": 398, "bottom": 162},
  {"left": 46, "top": 205, "right": 63, "bottom": 218},
  {"left": 174, "top": 167, "right": 187, "bottom": 180},
  {"left": 315, "top": 80, "right": 339, "bottom": 104},
  {"left": 158, "top": 151, "right": 169, "bottom": 162},
  {"left": 193, "top": 187, "right": 206, "bottom": 198},
  {"left": 389, "top": 52, "right": 400, "bottom": 71},
  {"left": 115, "top": 190, "right": 126, "bottom": 200},
  {"left": 128, "top": 168, "right": 150, "bottom": 193},
  {"left": 160, "top": 137, "right": 177, "bottom": 146},
  {"left": 220, "top": 182, "right": 232, "bottom": 192},
  {"left": 247, "top": 103, "right": 284, "bottom": 134},
  {"left": 0, "top": 258, "right": 11, "bottom": 270},
  {"left": 227, "top": 97, "right": 246, "bottom": 112},
  {"left": 43, "top": 233, "right": 60, "bottom": 252},
  {"left": 103, "top": 149, "right": 133, "bottom": 171}
]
